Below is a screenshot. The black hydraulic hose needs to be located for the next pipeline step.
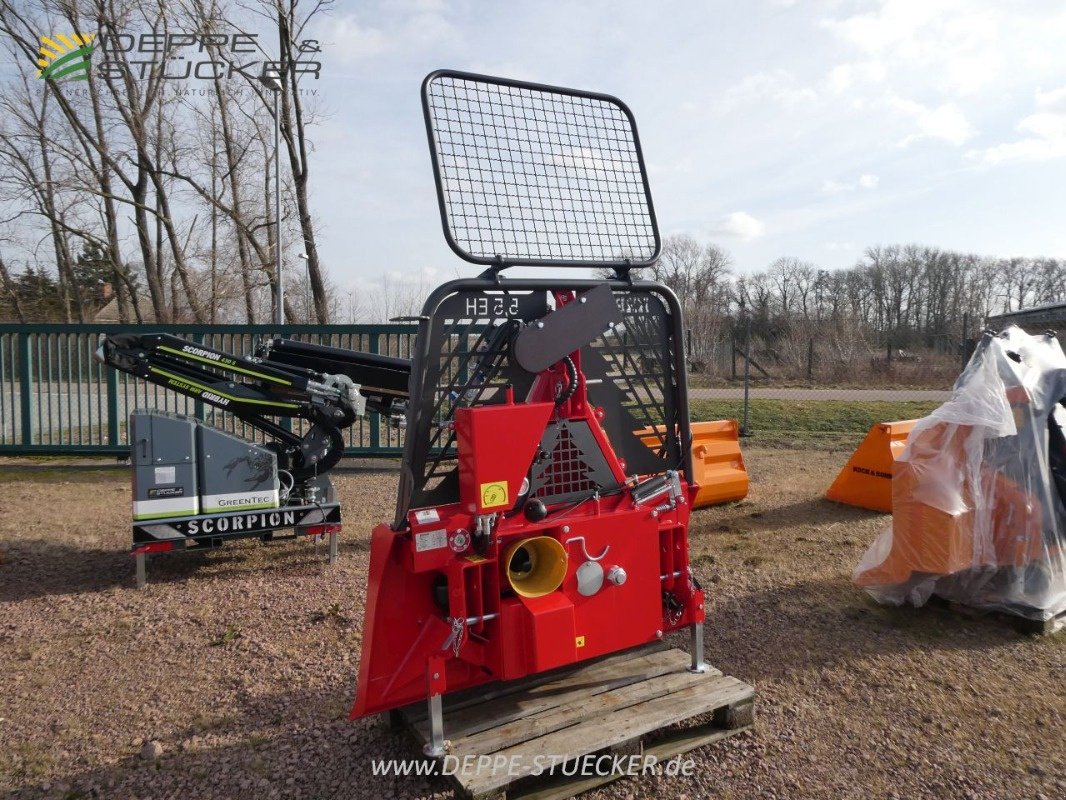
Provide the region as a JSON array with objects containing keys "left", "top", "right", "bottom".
[{"left": 555, "top": 356, "right": 578, "bottom": 406}]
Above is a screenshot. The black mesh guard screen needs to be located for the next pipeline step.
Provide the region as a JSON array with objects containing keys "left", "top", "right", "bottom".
[
  {"left": 421, "top": 70, "right": 660, "bottom": 268},
  {"left": 393, "top": 281, "right": 686, "bottom": 528}
]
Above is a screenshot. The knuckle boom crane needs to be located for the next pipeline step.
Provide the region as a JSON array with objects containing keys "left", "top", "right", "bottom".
[{"left": 98, "top": 332, "right": 409, "bottom": 584}]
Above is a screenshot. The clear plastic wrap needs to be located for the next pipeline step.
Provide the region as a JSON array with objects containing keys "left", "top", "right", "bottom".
[{"left": 853, "top": 326, "right": 1066, "bottom": 621}]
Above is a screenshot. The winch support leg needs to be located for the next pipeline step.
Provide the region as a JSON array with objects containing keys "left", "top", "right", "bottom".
[
  {"left": 423, "top": 656, "right": 448, "bottom": 756},
  {"left": 135, "top": 552, "right": 147, "bottom": 590},
  {"left": 328, "top": 530, "right": 339, "bottom": 565},
  {"left": 424, "top": 693, "right": 445, "bottom": 757},
  {"left": 689, "top": 622, "right": 708, "bottom": 673}
]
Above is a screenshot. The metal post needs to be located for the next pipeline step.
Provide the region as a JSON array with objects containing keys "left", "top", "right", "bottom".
[
  {"left": 689, "top": 623, "right": 707, "bottom": 673},
  {"left": 424, "top": 693, "right": 446, "bottom": 757},
  {"left": 961, "top": 311, "right": 970, "bottom": 370},
  {"left": 135, "top": 552, "right": 146, "bottom": 589},
  {"left": 273, "top": 87, "right": 283, "bottom": 327},
  {"left": 740, "top": 309, "right": 751, "bottom": 437},
  {"left": 328, "top": 530, "right": 338, "bottom": 565},
  {"left": 106, "top": 357, "right": 119, "bottom": 447},
  {"left": 17, "top": 332, "right": 32, "bottom": 447},
  {"left": 368, "top": 332, "right": 381, "bottom": 451}
]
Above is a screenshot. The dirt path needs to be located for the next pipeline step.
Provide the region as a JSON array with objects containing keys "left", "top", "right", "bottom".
[{"left": 0, "top": 450, "right": 1062, "bottom": 800}]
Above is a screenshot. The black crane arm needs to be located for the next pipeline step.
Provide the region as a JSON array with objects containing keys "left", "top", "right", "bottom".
[{"left": 98, "top": 332, "right": 411, "bottom": 480}]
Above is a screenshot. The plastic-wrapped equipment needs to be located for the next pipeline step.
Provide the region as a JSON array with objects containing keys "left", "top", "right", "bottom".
[{"left": 854, "top": 326, "right": 1066, "bottom": 621}]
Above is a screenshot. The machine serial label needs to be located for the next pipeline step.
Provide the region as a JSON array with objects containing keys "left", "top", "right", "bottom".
[
  {"left": 464, "top": 296, "right": 520, "bottom": 318},
  {"left": 480, "top": 481, "right": 508, "bottom": 509},
  {"left": 415, "top": 528, "right": 447, "bottom": 552},
  {"left": 615, "top": 294, "right": 652, "bottom": 315},
  {"left": 154, "top": 466, "right": 176, "bottom": 484},
  {"left": 414, "top": 508, "right": 440, "bottom": 524},
  {"left": 148, "top": 486, "right": 184, "bottom": 498}
]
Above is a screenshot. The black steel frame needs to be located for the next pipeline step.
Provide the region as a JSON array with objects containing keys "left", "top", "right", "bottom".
[{"left": 391, "top": 276, "right": 693, "bottom": 529}]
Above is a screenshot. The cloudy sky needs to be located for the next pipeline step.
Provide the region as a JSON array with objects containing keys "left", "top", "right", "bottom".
[{"left": 303, "top": 0, "right": 1066, "bottom": 289}]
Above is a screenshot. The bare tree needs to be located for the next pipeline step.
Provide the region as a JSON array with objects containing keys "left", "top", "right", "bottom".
[{"left": 0, "top": 250, "right": 27, "bottom": 322}]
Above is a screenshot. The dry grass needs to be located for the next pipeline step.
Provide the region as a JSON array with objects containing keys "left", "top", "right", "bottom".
[{"left": 0, "top": 451, "right": 1063, "bottom": 800}]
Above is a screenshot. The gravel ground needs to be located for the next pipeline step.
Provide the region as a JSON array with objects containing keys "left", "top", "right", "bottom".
[{"left": 1, "top": 449, "right": 1063, "bottom": 800}]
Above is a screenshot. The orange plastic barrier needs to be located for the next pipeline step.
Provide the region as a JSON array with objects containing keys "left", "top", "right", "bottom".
[
  {"left": 825, "top": 420, "right": 917, "bottom": 512},
  {"left": 638, "top": 420, "right": 748, "bottom": 508}
]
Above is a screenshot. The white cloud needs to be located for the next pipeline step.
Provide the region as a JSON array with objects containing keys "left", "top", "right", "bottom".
[
  {"left": 823, "top": 0, "right": 947, "bottom": 55},
  {"left": 385, "top": 0, "right": 449, "bottom": 11},
  {"left": 888, "top": 96, "right": 976, "bottom": 146},
  {"left": 822, "top": 1, "right": 1001, "bottom": 95},
  {"left": 822, "top": 174, "right": 879, "bottom": 194},
  {"left": 1036, "top": 86, "right": 1066, "bottom": 113},
  {"left": 719, "top": 69, "right": 817, "bottom": 112},
  {"left": 330, "top": 16, "right": 391, "bottom": 60},
  {"left": 818, "top": 2, "right": 1013, "bottom": 150},
  {"left": 827, "top": 61, "right": 887, "bottom": 93},
  {"left": 822, "top": 1, "right": 1066, "bottom": 101},
  {"left": 967, "top": 86, "right": 1066, "bottom": 165},
  {"left": 710, "top": 212, "right": 765, "bottom": 241},
  {"left": 323, "top": 4, "right": 455, "bottom": 64}
]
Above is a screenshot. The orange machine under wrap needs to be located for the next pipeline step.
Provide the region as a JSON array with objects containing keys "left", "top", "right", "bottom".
[{"left": 853, "top": 327, "right": 1066, "bottom": 621}]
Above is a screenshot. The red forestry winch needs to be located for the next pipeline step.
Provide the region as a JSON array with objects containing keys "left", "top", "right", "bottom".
[{"left": 351, "top": 70, "right": 709, "bottom": 752}]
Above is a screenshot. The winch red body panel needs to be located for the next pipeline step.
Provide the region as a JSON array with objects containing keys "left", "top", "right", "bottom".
[
  {"left": 455, "top": 397, "right": 554, "bottom": 514},
  {"left": 352, "top": 319, "right": 703, "bottom": 718}
]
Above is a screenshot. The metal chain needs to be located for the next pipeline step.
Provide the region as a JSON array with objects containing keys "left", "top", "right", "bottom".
[{"left": 450, "top": 617, "right": 465, "bottom": 658}]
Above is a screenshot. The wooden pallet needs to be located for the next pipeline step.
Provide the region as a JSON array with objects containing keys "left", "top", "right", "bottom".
[
  {"left": 389, "top": 643, "right": 755, "bottom": 800},
  {"left": 929, "top": 595, "right": 1066, "bottom": 636}
]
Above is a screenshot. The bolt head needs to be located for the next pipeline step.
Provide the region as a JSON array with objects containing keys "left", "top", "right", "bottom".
[{"left": 655, "top": 629, "right": 663, "bottom": 639}]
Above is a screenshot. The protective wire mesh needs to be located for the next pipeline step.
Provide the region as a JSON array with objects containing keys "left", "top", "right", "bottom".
[
  {"left": 423, "top": 72, "right": 659, "bottom": 267},
  {"left": 399, "top": 286, "right": 683, "bottom": 521}
]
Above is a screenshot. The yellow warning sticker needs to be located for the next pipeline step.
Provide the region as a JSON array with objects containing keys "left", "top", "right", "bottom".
[
  {"left": 480, "top": 480, "right": 509, "bottom": 509},
  {"left": 575, "top": 635, "right": 586, "bottom": 648}
]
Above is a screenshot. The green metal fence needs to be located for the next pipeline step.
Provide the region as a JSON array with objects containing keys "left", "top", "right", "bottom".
[{"left": 0, "top": 323, "right": 417, "bottom": 457}]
